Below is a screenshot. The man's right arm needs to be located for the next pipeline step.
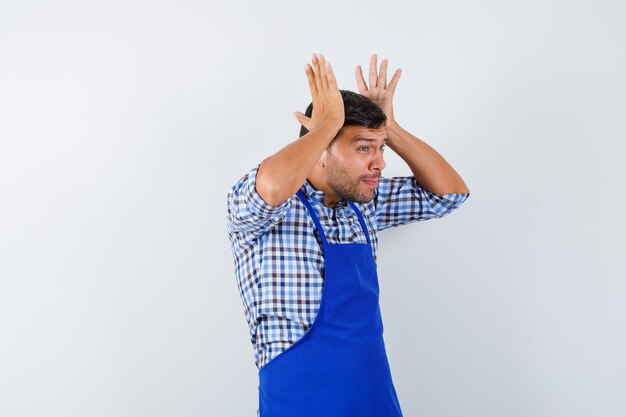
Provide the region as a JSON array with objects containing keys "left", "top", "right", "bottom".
[
  {"left": 256, "top": 53, "right": 344, "bottom": 207},
  {"left": 227, "top": 164, "right": 292, "bottom": 238}
]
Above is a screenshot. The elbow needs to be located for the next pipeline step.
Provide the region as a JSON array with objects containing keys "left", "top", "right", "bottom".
[
  {"left": 256, "top": 160, "right": 290, "bottom": 206},
  {"left": 256, "top": 180, "right": 288, "bottom": 207}
]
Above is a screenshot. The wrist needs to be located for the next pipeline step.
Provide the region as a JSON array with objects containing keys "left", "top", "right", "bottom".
[
  {"left": 384, "top": 120, "right": 409, "bottom": 151},
  {"left": 385, "top": 119, "right": 402, "bottom": 134},
  {"left": 311, "top": 120, "right": 343, "bottom": 138}
]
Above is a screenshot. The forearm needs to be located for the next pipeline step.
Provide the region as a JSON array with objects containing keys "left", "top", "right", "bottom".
[
  {"left": 256, "top": 123, "right": 340, "bottom": 206},
  {"left": 386, "top": 121, "right": 469, "bottom": 195}
]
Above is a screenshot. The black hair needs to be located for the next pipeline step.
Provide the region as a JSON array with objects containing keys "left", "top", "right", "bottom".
[{"left": 298, "top": 90, "right": 387, "bottom": 147}]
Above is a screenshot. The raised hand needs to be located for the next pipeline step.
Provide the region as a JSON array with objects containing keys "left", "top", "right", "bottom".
[
  {"left": 294, "top": 53, "right": 344, "bottom": 133},
  {"left": 355, "top": 54, "right": 402, "bottom": 127},
  {"left": 256, "top": 54, "right": 346, "bottom": 206}
]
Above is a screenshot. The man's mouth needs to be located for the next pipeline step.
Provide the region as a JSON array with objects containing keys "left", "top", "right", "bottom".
[{"left": 363, "top": 178, "right": 379, "bottom": 187}]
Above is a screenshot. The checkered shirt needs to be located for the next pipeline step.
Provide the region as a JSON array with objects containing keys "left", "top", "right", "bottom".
[{"left": 226, "top": 164, "right": 470, "bottom": 369}]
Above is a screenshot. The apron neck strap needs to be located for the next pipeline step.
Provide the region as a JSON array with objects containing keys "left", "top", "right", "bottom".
[
  {"left": 296, "top": 190, "right": 329, "bottom": 246},
  {"left": 348, "top": 201, "right": 371, "bottom": 245},
  {"left": 296, "top": 190, "right": 371, "bottom": 246}
]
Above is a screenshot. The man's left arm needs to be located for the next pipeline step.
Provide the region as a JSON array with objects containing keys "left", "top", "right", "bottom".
[
  {"left": 385, "top": 121, "right": 469, "bottom": 195},
  {"left": 356, "top": 53, "right": 469, "bottom": 195}
]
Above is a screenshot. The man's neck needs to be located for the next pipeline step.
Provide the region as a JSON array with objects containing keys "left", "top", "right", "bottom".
[{"left": 305, "top": 178, "right": 341, "bottom": 208}]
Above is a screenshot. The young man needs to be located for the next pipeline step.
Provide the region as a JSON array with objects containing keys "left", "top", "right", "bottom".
[{"left": 227, "top": 53, "right": 470, "bottom": 417}]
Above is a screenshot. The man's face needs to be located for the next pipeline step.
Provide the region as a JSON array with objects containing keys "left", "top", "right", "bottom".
[{"left": 324, "top": 125, "right": 387, "bottom": 204}]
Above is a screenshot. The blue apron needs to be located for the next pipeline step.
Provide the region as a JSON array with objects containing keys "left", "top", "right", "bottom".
[{"left": 258, "top": 190, "right": 404, "bottom": 417}]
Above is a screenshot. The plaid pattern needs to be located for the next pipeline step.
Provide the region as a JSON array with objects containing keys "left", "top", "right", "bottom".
[{"left": 227, "top": 164, "right": 470, "bottom": 369}]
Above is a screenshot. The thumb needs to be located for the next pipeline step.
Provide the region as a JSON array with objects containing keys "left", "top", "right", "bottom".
[{"left": 293, "top": 112, "right": 312, "bottom": 130}]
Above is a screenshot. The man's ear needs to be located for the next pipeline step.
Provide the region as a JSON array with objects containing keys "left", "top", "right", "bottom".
[{"left": 315, "top": 149, "right": 329, "bottom": 168}]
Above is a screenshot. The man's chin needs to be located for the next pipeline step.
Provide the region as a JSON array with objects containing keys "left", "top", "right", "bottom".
[
  {"left": 332, "top": 182, "right": 376, "bottom": 204},
  {"left": 353, "top": 189, "right": 376, "bottom": 204}
]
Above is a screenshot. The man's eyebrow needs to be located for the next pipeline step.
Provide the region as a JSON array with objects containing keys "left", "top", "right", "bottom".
[{"left": 352, "top": 137, "right": 388, "bottom": 143}]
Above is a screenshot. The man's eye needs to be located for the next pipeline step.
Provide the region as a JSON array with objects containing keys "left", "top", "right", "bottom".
[{"left": 358, "top": 146, "right": 369, "bottom": 152}]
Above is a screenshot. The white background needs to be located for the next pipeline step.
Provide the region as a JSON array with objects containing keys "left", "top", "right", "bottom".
[{"left": 1, "top": 0, "right": 625, "bottom": 416}]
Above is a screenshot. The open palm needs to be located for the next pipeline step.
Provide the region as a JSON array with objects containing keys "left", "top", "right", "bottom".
[{"left": 355, "top": 54, "right": 402, "bottom": 126}]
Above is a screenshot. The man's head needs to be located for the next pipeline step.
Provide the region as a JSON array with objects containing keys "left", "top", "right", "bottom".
[
  {"left": 299, "top": 90, "right": 387, "bottom": 146},
  {"left": 302, "top": 90, "right": 388, "bottom": 206}
]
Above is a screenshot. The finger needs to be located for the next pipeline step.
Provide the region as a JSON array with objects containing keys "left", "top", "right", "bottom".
[
  {"left": 293, "top": 111, "right": 312, "bottom": 130},
  {"left": 325, "top": 61, "right": 338, "bottom": 89},
  {"left": 379, "top": 59, "right": 388, "bottom": 88},
  {"left": 304, "top": 63, "right": 317, "bottom": 97},
  {"left": 317, "top": 53, "right": 329, "bottom": 89},
  {"left": 387, "top": 68, "right": 402, "bottom": 95},
  {"left": 355, "top": 65, "right": 368, "bottom": 94},
  {"left": 368, "top": 53, "right": 378, "bottom": 88},
  {"left": 311, "top": 53, "right": 323, "bottom": 92}
]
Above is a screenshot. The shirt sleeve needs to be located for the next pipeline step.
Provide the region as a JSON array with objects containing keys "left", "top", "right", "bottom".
[
  {"left": 373, "top": 176, "right": 470, "bottom": 231},
  {"left": 226, "top": 164, "right": 292, "bottom": 237}
]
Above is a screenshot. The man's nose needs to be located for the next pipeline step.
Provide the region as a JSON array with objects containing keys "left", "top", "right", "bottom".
[{"left": 371, "top": 149, "right": 386, "bottom": 172}]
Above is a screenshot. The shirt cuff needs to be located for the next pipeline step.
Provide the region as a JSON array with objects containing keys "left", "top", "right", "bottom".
[{"left": 440, "top": 190, "right": 470, "bottom": 207}]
